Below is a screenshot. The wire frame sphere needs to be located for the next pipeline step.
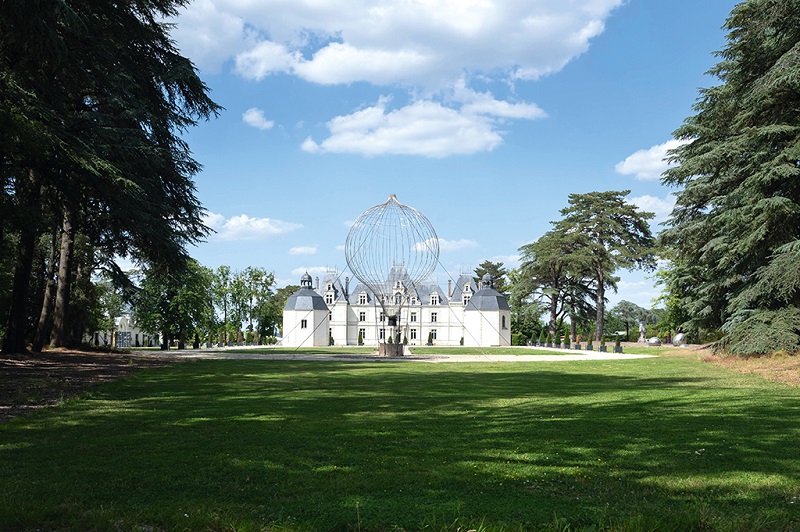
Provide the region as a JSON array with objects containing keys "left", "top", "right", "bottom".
[{"left": 345, "top": 195, "right": 439, "bottom": 318}]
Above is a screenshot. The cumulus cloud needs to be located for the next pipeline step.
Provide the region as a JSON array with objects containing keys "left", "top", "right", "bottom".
[
  {"left": 242, "top": 107, "right": 275, "bottom": 130},
  {"left": 289, "top": 245, "right": 318, "bottom": 255},
  {"left": 628, "top": 194, "right": 676, "bottom": 222},
  {"left": 176, "top": 0, "right": 622, "bottom": 87},
  {"left": 303, "top": 98, "right": 507, "bottom": 157},
  {"left": 615, "top": 139, "right": 689, "bottom": 180},
  {"left": 174, "top": 1, "right": 621, "bottom": 157},
  {"left": 204, "top": 211, "right": 302, "bottom": 240},
  {"left": 491, "top": 254, "right": 521, "bottom": 268}
]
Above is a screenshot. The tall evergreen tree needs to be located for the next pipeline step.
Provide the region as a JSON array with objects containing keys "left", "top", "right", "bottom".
[
  {"left": 661, "top": 0, "right": 800, "bottom": 353},
  {"left": 554, "top": 191, "right": 656, "bottom": 342},
  {"left": 1, "top": 0, "right": 220, "bottom": 353}
]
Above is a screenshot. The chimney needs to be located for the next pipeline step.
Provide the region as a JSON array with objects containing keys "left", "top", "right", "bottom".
[
  {"left": 448, "top": 280, "right": 452, "bottom": 298},
  {"left": 345, "top": 276, "right": 350, "bottom": 297},
  {"left": 315, "top": 276, "right": 319, "bottom": 290}
]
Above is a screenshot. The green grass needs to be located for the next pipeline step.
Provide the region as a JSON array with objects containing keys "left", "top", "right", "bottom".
[
  {"left": 223, "top": 346, "right": 378, "bottom": 355},
  {"left": 1, "top": 356, "right": 799, "bottom": 531}
]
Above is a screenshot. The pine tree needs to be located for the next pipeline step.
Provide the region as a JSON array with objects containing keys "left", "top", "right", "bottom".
[{"left": 661, "top": 0, "right": 800, "bottom": 353}]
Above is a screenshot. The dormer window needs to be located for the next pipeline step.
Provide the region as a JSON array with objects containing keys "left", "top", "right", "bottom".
[
  {"left": 464, "top": 284, "right": 471, "bottom": 292},
  {"left": 463, "top": 294, "right": 471, "bottom": 306},
  {"left": 410, "top": 296, "right": 418, "bottom": 305},
  {"left": 325, "top": 293, "right": 333, "bottom": 305},
  {"left": 430, "top": 293, "right": 439, "bottom": 305},
  {"left": 394, "top": 293, "right": 402, "bottom": 304},
  {"left": 327, "top": 282, "right": 332, "bottom": 291},
  {"left": 359, "top": 293, "right": 367, "bottom": 305}
]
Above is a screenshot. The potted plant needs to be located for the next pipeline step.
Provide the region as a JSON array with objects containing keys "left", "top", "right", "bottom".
[
  {"left": 538, "top": 330, "right": 546, "bottom": 346},
  {"left": 564, "top": 335, "right": 570, "bottom": 349},
  {"left": 614, "top": 336, "right": 623, "bottom": 353},
  {"left": 357, "top": 331, "right": 364, "bottom": 345},
  {"left": 586, "top": 339, "right": 593, "bottom": 351},
  {"left": 404, "top": 335, "right": 409, "bottom": 345},
  {"left": 427, "top": 331, "right": 433, "bottom": 346},
  {"left": 599, "top": 338, "right": 607, "bottom": 352},
  {"left": 545, "top": 333, "right": 552, "bottom": 348}
]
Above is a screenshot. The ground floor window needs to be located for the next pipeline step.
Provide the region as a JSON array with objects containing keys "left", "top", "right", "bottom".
[
  {"left": 301, "top": 319, "right": 308, "bottom": 329},
  {"left": 431, "top": 329, "right": 437, "bottom": 340},
  {"left": 379, "top": 328, "right": 385, "bottom": 340},
  {"left": 359, "top": 328, "right": 366, "bottom": 340},
  {"left": 410, "top": 328, "right": 417, "bottom": 340}
]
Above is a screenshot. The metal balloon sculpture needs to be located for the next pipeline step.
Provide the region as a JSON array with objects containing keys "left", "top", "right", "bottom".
[{"left": 345, "top": 194, "right": 439, "bottom": 340}]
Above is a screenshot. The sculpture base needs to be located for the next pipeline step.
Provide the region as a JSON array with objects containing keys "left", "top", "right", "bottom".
[{"left": 379, "top": 343, "right": 404, "bottom": 357}]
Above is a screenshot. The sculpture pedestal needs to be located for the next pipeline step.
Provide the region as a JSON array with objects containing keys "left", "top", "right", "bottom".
[{"left": 379, "top": 343, "right": 404, "bottom": 357}]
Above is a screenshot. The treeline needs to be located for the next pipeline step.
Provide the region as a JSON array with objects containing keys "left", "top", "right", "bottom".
[
  {"left": 132, "top": 264, "right": 298, "bottom": 349},
  {"left": 0, "top": 1, "right": 219, "bottom": 354}
]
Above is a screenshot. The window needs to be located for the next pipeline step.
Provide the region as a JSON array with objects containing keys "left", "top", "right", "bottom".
[
  {"left": 411, "top": 296, "right": 418, "bottom": 305},
  {"left": 359, "top": 328, "right": 366, "bottom": 340},
  {"left": 359, "top": 293, "right": 367, "bottom": 305},
  {"left": 431, "top": 312, "right": 437, "bottom": 323},
  {"left": 464, "top": 284, "right": 471, "bottom": 292},
  {"left": 325, "top": 293, "right": 333, "bottom": 305},
  {"left": 394, "top": 293, "right": 402, "bottom": 304},
  {"left": 410, "top": 312, "right": 417, "bottom": 322},
  {"left": 327, "top": 282, "right": 332, "bottom": 291},
  {"left": 463, "top": 294, "right": 471, "bottom": 306},
  {"left": 379, "top": 328, "right": 385, "bottom": 340},
  {"left": 431, "top": 329, "right": 437, "bottom": 340},
  {"left": 410, "top": 328, "right": 417, "bottom": 340},
  {"left": 430, "top": 293, "right": 439, "bottom": 305},
  {"left": 359, "top": 311, "right": 366, "bottom": 322},
  {"left": 329, "top": 311, "right": 332, "bottom": 320},
  {"left": 502, "top": 315, "right": 507, "bottom": 329},
  {"left": 380, "top": 312, "right": 385, "bottom": 322},
  {"left": 301, "top": 319, "right": 308, "bottom": 329}
]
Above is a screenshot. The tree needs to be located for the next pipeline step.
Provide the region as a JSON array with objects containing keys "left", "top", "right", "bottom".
[
  {"left": 661, "top": 0, "right": 800, "bottom": 354},
  {"left": 134, "top": 260, "right": 213, "bottom": 350},
  {"left": 610, "top": 300, "right": 651, "bottom": 341},
  {"left": 517, "top": 230, "right": 596, "bottom": 340},
  {"left": 554, "top": 191, "right": 656, "bottom": 342},
  {"left": 0, "top": 0, "right": 219, "bottom": 354},
  {"left": 473, "top": 260, "right": 509, "bottom": 297}
]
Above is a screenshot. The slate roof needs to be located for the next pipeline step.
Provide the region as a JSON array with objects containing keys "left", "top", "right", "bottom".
[
  {"left": 284, "top": 286, "right": 328, "bottom": 311},
  {"left": 465, "top": 275, "right": 510, "bottom": 311}
]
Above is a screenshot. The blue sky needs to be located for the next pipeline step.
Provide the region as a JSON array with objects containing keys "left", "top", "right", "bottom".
[{"left": 167, "top": 0, "right": 739, "bottom": 309}]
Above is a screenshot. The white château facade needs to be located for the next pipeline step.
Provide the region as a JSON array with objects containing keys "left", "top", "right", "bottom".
[{"left": 282, "top": 267, "right": 511, "bottom": 348}]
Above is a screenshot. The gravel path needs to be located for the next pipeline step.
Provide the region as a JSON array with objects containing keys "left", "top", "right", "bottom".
[{"left": 131, "top": 346, "right": 657, "bottom": 363}]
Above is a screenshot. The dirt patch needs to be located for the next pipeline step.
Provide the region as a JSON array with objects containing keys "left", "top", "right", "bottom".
[
  {"left": 0, "top": 348, "right": 178, "bottom": 424},
  {"left": 701, "top": 351, "right": 800, "bottom": 387}
]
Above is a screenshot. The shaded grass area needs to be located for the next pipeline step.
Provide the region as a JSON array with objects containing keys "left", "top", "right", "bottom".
[{"left": 1, "top": 357, "right": 799, "bottom": 530}]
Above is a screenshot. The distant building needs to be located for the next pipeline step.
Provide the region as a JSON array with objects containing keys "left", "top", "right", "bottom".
[
  {"left": 282, "top": 267, "right": 511, "bottom": 347},
  {"left": 85, "top": 315, "right": 160, "bottom": 348}
]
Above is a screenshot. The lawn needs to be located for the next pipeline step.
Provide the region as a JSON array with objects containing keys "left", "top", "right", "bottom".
[{"left": 1, "top": 355, "right": 798, "bottom": 530}]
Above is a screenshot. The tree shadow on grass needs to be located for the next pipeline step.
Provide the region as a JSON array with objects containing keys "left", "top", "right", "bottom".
[{"left": 1, "top": 360, "right": 799, "bottom": 530}]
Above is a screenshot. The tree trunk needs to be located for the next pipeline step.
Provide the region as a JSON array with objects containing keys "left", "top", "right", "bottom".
[
  {"left": 49, "top": 209, "right": 76, "bottom": 348},
  {"left": 595, "top": 267, "right": 605, "bottom": 342},
  {"left": 1, "top": 226, "right": 37, "bottom": 354},
  {"left": 549, "top": 290, "right": 558, "bottom": 339},
  {"left": 570, "top": 315, "right": 577, "bottom": 343},
  {"left": 32, "top": 231, "right": 59, "bottom": 352}
]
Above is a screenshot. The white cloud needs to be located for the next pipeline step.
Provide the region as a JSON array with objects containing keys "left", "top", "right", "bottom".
[
  {"left": 242, "top": 107, "right": 275, "bottom": 130},
  {"left": 335, "top": 244, "right": 346, "bottom": 251},
  {"left": 302, "top": 98, "right": 506, "bottom": 157},
  {"left": 629, "top": 194, "right": 676, "bottom": 222},
  {"left": 177, "top": 1, "right": 623, "bottom": 88},
  {"left": 289, "top": 245, "right": 318, "bottom": 255},
  {"left": 204, "top": 211, "right": 302, "bottom": 240},
  {"left": 173, "top": 1, "right": 621, "bottom": 155},
  {"left": 416, "top": 237, "right": 479, "bottom": 252},
  {"left": 615, "top": 139, "right": 689, "bottom": 180}
]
